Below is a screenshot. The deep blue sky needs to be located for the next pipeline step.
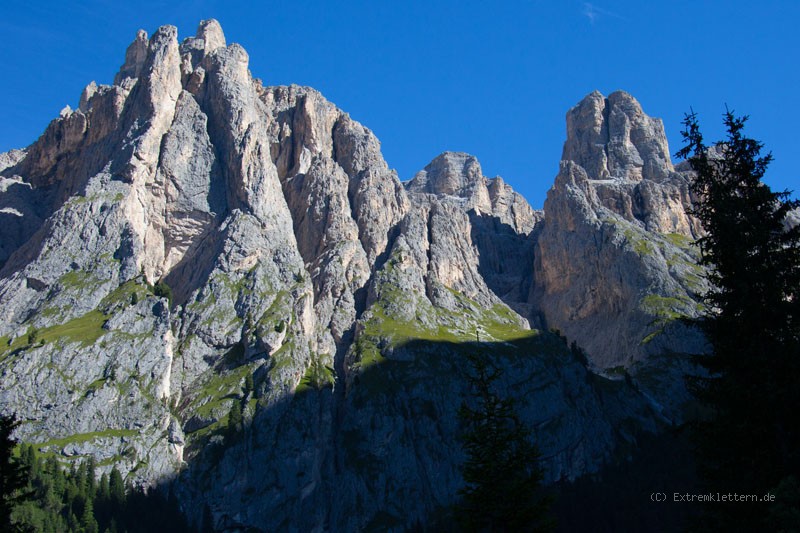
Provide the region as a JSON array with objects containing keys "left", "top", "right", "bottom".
[{"left": 1, "top": 1, "right": 797, "bottom": 208}]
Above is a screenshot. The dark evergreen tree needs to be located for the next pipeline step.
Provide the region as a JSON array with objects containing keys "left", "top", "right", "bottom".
[
  {"left": 21, "top": 444, "right": 38, "bottom": 480},
  {"left": 678, "top": 110, "right": 800, "bottom": 530},
  {"left": 98, "top": 472, "right": 109, "bottom": 501},
  {"left": 108, "top": 467, "right": 126, "bottom": 511},
  {"left": 96, "top": 471, "right": 110, "bottom": 528},
  {"left": 456, "top": 354, "right": 553, "bottom": 532},
  {"left": 83, "top": 455, "right": 97, "bottom": 500},
  {"left": 1, "top": 414, "right": 28, "bottom": 531},
  {"left": 80, "top": 496, "right": 99, "bottom": 533},
  {"left": 8, "top": 451, "right": 191, "bottom": 532},
  {"left": 152, "top": 280, "right": 174, "bottom": 306},
  {"left": 227, "top": 399, "right": 244, "bottom": 441}
]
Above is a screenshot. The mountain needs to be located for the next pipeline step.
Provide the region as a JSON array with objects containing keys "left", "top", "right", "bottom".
[{"left": 0, "top": 20, "right": 707, "bottom": 530}]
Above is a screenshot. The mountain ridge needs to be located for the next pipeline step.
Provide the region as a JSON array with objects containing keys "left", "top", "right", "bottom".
[{"left": 0, "top": 19, "right": 707, "bottom": 530}]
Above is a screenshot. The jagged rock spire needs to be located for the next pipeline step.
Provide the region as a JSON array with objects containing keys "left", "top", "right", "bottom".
[
  {"left": 197, "top": 18, "right": 226, "bottom": 53},
  {"left": 114, "top": 29, "right": 149, "bottom": 85},
  {"left": 562, "top": 90, "right": 674, "bottom": 182}
]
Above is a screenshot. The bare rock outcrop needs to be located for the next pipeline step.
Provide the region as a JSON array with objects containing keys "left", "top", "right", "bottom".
[
  {"left": 534, "top": 90, "right": 707, "bottom": 372},
  {"left": 0, "top": 20, "right": 316, "bottom": 487},
  {"left": 403, "top": 152, "right": 542, "bottom": 315},
  {"left": 0, "top": 22, "right": 709, "bottom": 532}
]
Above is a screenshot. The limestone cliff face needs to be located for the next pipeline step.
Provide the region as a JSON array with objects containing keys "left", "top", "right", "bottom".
[
  {"left": 0, "top": 20, "right": 319, "bottom": 487},
  {"left": 404, "top": 152, "right": 542, "bottom": 316},
  {"left": 533, "top": 90, "right": 707, "bottom": 374},
  {"left": 0, "top": 21, "right": 706, "bottom": 531}
]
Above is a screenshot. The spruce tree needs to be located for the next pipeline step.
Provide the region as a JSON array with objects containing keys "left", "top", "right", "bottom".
[
  {"left": 82, "top": 456, "right": 97, "bottom": 500},
  {"left": 0, "top": 414, "right": 27, "bottom": 531},
  {"left": 456, "top": 354, "right": 553, "bottom": 532},
  {"left": 80, "top": 495, "right": 99, "bottom": 533},
  {"left": 108, "top": 467, "right": 126, "bottom": 511},
  {"left": 678, "top": 110, "right": 800, "bottom": 530},
  {"left": 227, "top": 399, "right": 244, "bottom": 441}
]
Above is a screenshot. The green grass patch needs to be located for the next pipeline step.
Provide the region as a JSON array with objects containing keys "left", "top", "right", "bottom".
[
  {"left": 72, "top": 195, "right": 89, "bottom": 204},
  {"left": 185, "top": 362, "right": 255, "bottom": 422},
  {"left": 39, "top": 304, "right": 67, "bottom": 319},
  {"left": 682, "top": 271, "right": 706, "bottom": 295},
  {"left": 37, "top": 429, "right": 138, "bottom": 451},
  {"left": 58, "top": 270, "right": 96, "bottom": 291},
  {"left": 662, "top": 232, "right": 694, "bottom": 249},
  {"left": 100, "top": 279, "right": 148, "bottom": 310},
  {"left": 364, "top": 297, "right": 536, "bottom": 347},
  {"left": 640, "top": 294, "right": 691, "bottom": 321},
  {"left": 1, "top": 309, "right": 107, "bottom": 358},
  {"left": 266, "top": 339, "right": 306, "bottom": 391},
  {"left": 255, "top": 290, "right": 293, "bottom": 330},
  {"left": 352, "top": 270, "right": 539, "bottom": 382},
  {"left": 295, "top": 364, "right": 334, "bottom": 393},
  {"left": 633, "top": 239, "right": 654, "bottom": 256},
  {"left": 296, "top": 356, "right": 335, "bottom": 393},
  {"left": 639, "top": 292, "right": 702, "bottom": 344},
  {"left": 85, "top": 378, "right": 108, "bottom": 395},
  {"left": 619, "top": 225, "right": 655, "bottom": 257},
  {"left": 185, "top": 418, "right": 226, "bottom": 442},
  {"left": 0, "top": 332, "right": 30, "bottom": 360},
  {"left": 351, "top": 336, "right": 387, "bottom": 371},
  {"left": 365, "top": 305, "right": 460, "bottom": 344},
  {"left": 641, "top": 329, "right": 663, "bottom": 345},
  {"left": 269, "top": 340, "right": 297, "bottom": 370},
  {"left": 482, "top": 308, "right": 540, "bottom": 342},
  {"left": 38, "top": 310, "right": 108, "bottom": 347}
]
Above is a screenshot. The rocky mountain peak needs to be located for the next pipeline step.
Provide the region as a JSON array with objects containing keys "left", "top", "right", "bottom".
[
  {"left": 197, "top": 18, "right": 226, "bottom": 53},
  {"left": 0, "top": 20, "right": 709, "bottom": 531},
  {"left": 562, "top": 90, "right": 673, "bottom": 183},
  {"left": 404, "top": 151, "right": 541, "bottom": 235},
  {"left": 406, "top": 151, "right": 484, "bottom": 197},
  {"left": 535, "top": 90, "right": 705, "bottom": 371},
  {"left": 177, "top": 18, "right": 228, "bottom": 82},
  {"left": 114, "top": 29, "right": 149, "bottom": 85}
]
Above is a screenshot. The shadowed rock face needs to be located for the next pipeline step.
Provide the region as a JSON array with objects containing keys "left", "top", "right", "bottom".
[{"left": 1, "top": 20, "right": 707, "bottom": 531}]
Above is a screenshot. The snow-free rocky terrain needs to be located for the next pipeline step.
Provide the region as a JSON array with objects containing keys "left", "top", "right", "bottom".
[{"left": 0, "top": 20, "right": 708, "bottom": 530}]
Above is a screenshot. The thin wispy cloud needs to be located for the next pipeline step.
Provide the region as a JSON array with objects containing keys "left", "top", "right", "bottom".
[{"left": 582, "top": 2, "right": 628, "bottom": 24}]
